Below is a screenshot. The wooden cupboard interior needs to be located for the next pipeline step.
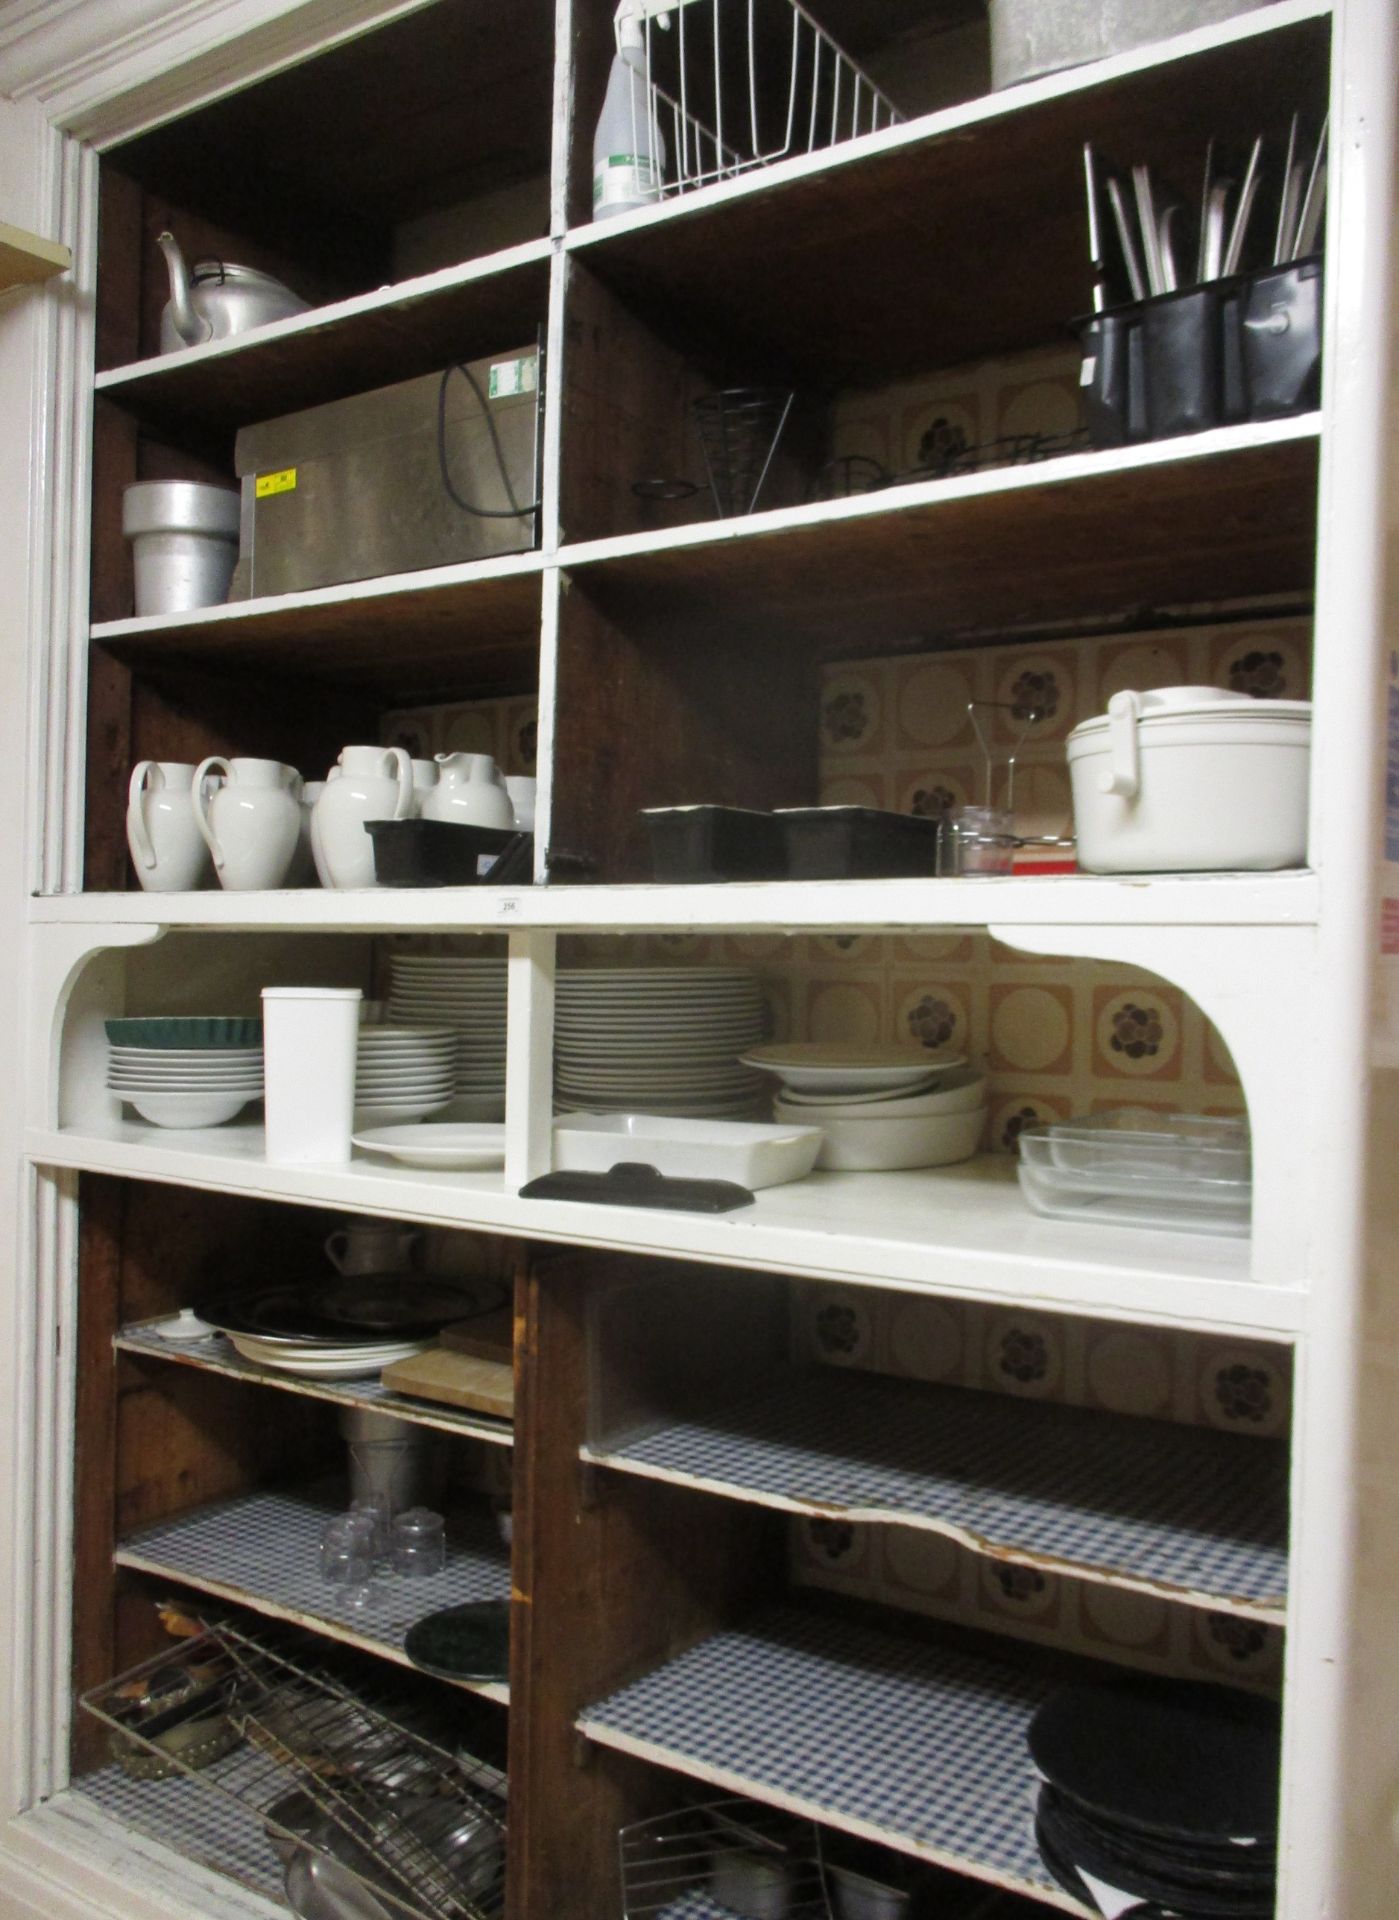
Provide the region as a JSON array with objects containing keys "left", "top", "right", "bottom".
[{"left": 48, "top": 0, "right": 1343, "bottom": 1915}]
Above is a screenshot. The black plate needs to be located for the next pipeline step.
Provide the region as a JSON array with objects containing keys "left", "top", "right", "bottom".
[
  {"left": 1042, "top": 1786, "right": 1275, "bottom": 1889},
  {"left": 1028, "top": 1680, "right": 1281, "bottom": 1846},
  {"left": 403, "top": 1601, "right": 510, "bottom": 1682},
  {"left": 1038, "top": 1790, "right": 1275, "bottom": 1915},
  {"left": 200, "top": 1275, "right": 506, "bottom": 1344}
]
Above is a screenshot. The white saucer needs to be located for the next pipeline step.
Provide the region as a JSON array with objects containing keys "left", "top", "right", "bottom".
[{"left": 352, "top": 1123, "right": 507, "bottom": 1169}]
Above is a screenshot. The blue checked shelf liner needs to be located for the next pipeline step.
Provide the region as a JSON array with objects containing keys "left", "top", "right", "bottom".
[
  {"left": 588, "top": 1368, "right": 1287, "bottom": 1613},
  {"left": 581, "top": 1604, "right": 1081, "bottom": 1909}
]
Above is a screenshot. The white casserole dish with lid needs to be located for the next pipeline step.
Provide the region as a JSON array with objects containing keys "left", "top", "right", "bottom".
[{"left": 1066, "top": 686, "right": 1310, "bottom": 873}]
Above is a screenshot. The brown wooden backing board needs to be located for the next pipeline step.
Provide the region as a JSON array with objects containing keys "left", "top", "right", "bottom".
[
  {"left": 548, "top": 575, "right": 820, "bottom": 881},
  {"left": 506, "top": 1249, "right": 778, "bottom": 1920}
]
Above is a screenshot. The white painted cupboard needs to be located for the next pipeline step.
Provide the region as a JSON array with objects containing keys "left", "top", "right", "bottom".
[{"left": 0, "top": 0, "right": 1396, "bottom": 1915}]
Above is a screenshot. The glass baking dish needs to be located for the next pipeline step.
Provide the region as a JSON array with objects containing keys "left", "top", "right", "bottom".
[{"left": 1017, "top": 1111, "right": 1251, "bottom": 1235}]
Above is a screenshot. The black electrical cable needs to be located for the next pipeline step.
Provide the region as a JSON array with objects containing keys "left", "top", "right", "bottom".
[{"left": 436, "top": 359, "right": 541, "bottom": 518}]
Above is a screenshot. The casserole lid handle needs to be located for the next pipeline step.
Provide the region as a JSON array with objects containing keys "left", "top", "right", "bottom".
[{"left": 1099, "top": 690, "right": 1142, "bottom": 797}]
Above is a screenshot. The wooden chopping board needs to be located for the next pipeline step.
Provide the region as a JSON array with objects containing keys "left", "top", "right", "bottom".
[
  {"left": 382, "top": 1346, "right": 514, "bottom": 1421},
  {"left": 438, "top": 1309, "right": 513, "bottom": 1364}
]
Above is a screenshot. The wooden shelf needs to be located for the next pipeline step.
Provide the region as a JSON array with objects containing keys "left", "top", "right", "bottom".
[
  {"left": 0, "top": 219, "right": 71, "bottom": 292},
  {"left": 564, "top": 5, "right": 1328, "bottom": 386},
  {"left": 580, "top": 1602, "right": 1087, "bottom": 1914},
  {"left": 29, "top": 869, "right": 1321, "bottom": 934},
  {"left": 561, "top": 419, "right": 1320, "bottom": 649},
  {"left": 114, "top": 1487, "right": 511, "bottom": 1702},
  {"left": 94, "top": 245, "right": 552, "bottom": 444},
  {"left": 90, "top": 552, "right": 545, "bottom": 699},
  {"left": 115, "top": 1320, "right": 513, "bottom": 1448},
  {"left": 30, "top": 1124, "right": 1300, "bottom": 1337},
  {"left": 584, "top": 1366, "right": 1287, "bottom": 1621},
  {"left": 73, "top": 1765, "right": 284, "bottom": 1908}
]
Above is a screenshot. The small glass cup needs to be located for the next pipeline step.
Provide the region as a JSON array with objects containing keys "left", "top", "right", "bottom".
[
  {"left": 938, "top": 805, "right": 1017, "bottom": 876},
  {"left": 321, "top": 1514, "right": 375, "bottom": 1587},
  {"left": 350, "top": 1496, "right": 392, "bottom": 1562},
  {"left": 392, "top": 1507, "right": 446, "bottom": 1579}
]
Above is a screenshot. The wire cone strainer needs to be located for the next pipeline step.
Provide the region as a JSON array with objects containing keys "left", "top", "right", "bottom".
[{"left": 692, "top": 387, "right": 794, "bottom": 516}]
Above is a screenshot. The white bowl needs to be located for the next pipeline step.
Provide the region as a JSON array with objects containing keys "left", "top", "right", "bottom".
[
  {"left": 774, "top": 1068, "right": 987, "bottom": 1120},
  {"left": 126, "top": 1091, "right": 254, "bottom": 1128},
  {"left": 552, "top": 1114, "right": 822, "bottom": 1189},
  {"left": 775, "top": 1101, "right": 986, "bottom": 1171}
]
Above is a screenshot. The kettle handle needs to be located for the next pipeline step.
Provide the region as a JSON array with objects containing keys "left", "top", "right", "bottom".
[
  {"left": 1098, "top": 690, "right": 1142, "bottom": 798},
  {"left": 385, "top": 747, "right": 414, "bottom": 821},
  {"left": 192, "top": 756, "right": 231, "bottom": 870},
  {"left": 126, "top": 762, "right": 161, "bottom": 871}
]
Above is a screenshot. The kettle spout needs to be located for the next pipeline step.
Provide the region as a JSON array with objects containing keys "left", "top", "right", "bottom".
[{"left": 156, "top": 230, "right": 208, "bottom": 346}]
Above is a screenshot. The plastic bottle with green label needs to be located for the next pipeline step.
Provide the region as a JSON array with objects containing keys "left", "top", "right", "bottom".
[{"left": 592, "top": 2, "right": 666, "bottom": 220}]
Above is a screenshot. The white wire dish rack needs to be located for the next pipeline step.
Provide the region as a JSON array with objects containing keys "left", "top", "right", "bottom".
[{"left": 615, "top": 0, "right": 904, "bottom": 204}]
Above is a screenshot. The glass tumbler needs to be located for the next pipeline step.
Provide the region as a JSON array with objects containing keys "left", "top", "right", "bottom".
[
  {"left": 392, "top": 1507, "right": 446, "bottom": 1578},
  {"left": 321, "top": 1514, "right": 375, "bottom": 1588}
]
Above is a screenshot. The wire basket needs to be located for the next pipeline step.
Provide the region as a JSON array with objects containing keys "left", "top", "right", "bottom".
[
  {"left": 621, "top": 0, "right": 903, "bottom": 201},
  {"left": 620, "top": 1797, "right": 834, "bottom": 1918},
  {"left": 82, "top": 1617, "right": 507, "bottom": 1920},
  {"left": 692, "top": 386, "right": 794, "bottom": 516}
]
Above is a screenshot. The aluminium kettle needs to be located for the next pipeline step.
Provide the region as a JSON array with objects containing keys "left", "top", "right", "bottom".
[{"left": 156, "top": 230, "right": 309, "bottom": 354}]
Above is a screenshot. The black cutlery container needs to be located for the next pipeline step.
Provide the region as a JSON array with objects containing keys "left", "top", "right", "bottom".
[
  {"left": 642, "top": 806, "right": 788, "bottom": 882},
  {"left": 366, "top": 819, "right": 529, "bottom": 886},
  {"left": 1236, "top": 254, "right": 1323, "bottom": 419},
  {"left": 1080, "top": 257, "right": 1322, "bottom": 447}
]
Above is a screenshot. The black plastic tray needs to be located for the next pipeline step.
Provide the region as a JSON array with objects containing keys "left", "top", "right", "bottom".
[
  {"left": 642, "top": 805, "right": 787, "bottom": 882},
  {"left": 777, "top": 805, "right": 942, "bottom": 879},
  {"left": 366, "top": 819, "right": 531, "bottom": 887}
]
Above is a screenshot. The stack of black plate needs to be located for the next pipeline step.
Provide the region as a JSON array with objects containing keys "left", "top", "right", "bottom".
[{"left": 1028, "top": 1680, "right": 1280, "bottom": 1918}]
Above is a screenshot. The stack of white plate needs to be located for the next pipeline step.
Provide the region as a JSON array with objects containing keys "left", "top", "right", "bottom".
[
  {"left": 108, "top": 1044, "right": 264, "bottom": 1129},
  {"left": 555, "top": 968, "right": 766, "bottom": 1117},
  {"left": 355, "top": 1024, "right": 458, "bottom": 1126},
  {"left": 223, "top": 1331, "right": 428, "bottom": 1379},
  {"left": 387, "top": 956, "right": 507, "bottom": 1118},
  {"left": 746, "top": 1044, "right": 986, "bottom": 1171}
]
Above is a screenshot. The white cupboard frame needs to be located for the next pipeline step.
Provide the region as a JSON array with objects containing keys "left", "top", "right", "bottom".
[{"left": 0, "top": 1, "right": 1396, "bottom": 1916}]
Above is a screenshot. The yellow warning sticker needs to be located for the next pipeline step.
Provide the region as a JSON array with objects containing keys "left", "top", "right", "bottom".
[{"left": 255, "top": 467, "right": 297, "bottom": 498}]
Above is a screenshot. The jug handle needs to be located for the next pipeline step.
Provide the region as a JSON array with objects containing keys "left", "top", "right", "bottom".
[
  {"left": 192, "top": 756, "right": 232, "bottom": 871},
  {"left": 126, "top": 762, "right": 160, "bottom": 871},
  {"left": 385, "top": 747, "right": 413, "bottom": 821},
  {"left": 1099, "top": 690, "right": 1142, "bottom": 798}
]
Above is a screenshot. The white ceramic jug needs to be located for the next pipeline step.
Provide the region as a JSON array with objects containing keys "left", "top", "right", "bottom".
[
  {"left": 504, "top": 774, "right": 537, "bottom": 830},
  {"left": 324, "top": 1218, "right": 421, "bottom": 1276},
  {"left": 126, "top": 760, "right": 214, "bottom": 891},
  {"left": 289, "top": 779, "right": 324, "bottom": 886},
  {"left": 192, "top": 756, "right": 301, "bottom": 890},
  {"left": 422, "top": 752, "right": 514, "bottom": 829},
  {"left": 312, "top": 745, "right": 413, "bottom": 889},
  {"left": 410, "top": 759, "right": 439, "bottom": 816}
]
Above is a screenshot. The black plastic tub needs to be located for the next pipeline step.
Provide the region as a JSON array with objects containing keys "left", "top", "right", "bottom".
[
  {"left": 777, "top": 806, "right": 942, "bottom": 879},
  {"left": 642, "top": 806, "right": 788, "bottom": 882},
  {"left": 366, "top": 819, "right": 530, "bottom": 887}
]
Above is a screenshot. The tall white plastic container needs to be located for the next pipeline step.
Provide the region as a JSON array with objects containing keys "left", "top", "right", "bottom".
[
  {"left": 592, "top": 3, "right": 665, "bottom": 219},
  {"left": 261, "top": 986, "right": 362, "bottom": 1163}
]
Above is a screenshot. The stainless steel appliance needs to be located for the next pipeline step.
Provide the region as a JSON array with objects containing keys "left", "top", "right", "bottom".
[{"left": 232, "top": 347, "right": 541, "bottom": 598}]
